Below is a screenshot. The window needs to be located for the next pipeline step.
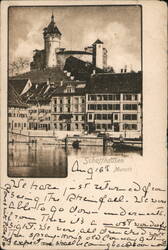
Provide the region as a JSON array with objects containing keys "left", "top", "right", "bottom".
[
  {"left": 109, "top": 94, "right": 120, "bottom": 100},
  {"left": 103, "top": 104, "right": 107, "bottom": 110},
  {"left": 115, "top": 104, "right": 120, "bottom": 110},
  {"left": 108, "top": 104, "right": 112, "bottom": 110},
  {"left": 123, "top": 114, "right": 137, "bottom": 120},
  {"left": 116, "top": 95, "right": 120, "bottom": 100},
  {"left": 54, "top": 107, "right": 57, "bottom": 112},
  {"left": 60, "top": 99, "right": 63, "bottom": 104},
  {"left": 96, "top": 124, "right": 101, "bottom": 129},
  {"left": 108, "top": 114, "right": 112, "bottom": 120},
  {"left": 123, "top": 94, "right": 138, "bottom": 101},
  {"left": 8, "top": 113, "right": 12, "bottom": 117},
  {"left": 132, "top": 124, "right": 137, "bottom": 130},
  {"left": 89, "top": 95, "right": 96, "bottom": 101},
  {"left": 74, "top": 104, "right": 78, "bottom": 112},
  {"left": 24, "top": 123, "right": 26, "bottom": 127},
  {"left": 60, "top": 124, "right": 63, "bottom": 130},
  {"left": 114, "top": 114, "right": 118, "bottom": 120},
  {"left": 102, "top": 124, "right": 107, "bottom": 130},
  {"left": 54, "top": 99, "right": 57, "bottom": 104},
  {"left": 88, "top": 104, "right": 96, "bottom": 110},
  {"left": 132, "top": 95, "right": 138, "bottom": 101},
  {"left": 123, "top": 104, "right": 137, "bottom": 110},
  {"left": 74, "top": 97, "right": 78, "bottom": 104},
  {"left": 97, "top": 95, "right": 102, "bottom": 101},
  {"left": 82, "top": 98, "right": 85, "bottom": 103},
  {"left": 75, "top": 123, "right": 78, "bottom": 129},
  {"left": 97, "top": 104, "right": 102, "bottom": 110},
  {"left": 89, "top": 114, "right": 92, "bottom": 120},
  {"left": 108, "top": 124, "right": 112, "bottom": 129},
  {"left": 75, "top": 115, "right": 78, "bottom": 121},
  {"left": 60, "top": 107, "right": 62, "bottom": 113},
  {"left": 103, "top": 95, "right": 108, "bottom": 101},
  {"left": 103, "top": 114, "right": 107, "bottom": 120},
  {"left": 54, "top": 123, "right": 57, "bottom": 129},
  {"left": 123, "top": 94, "right": 132, "bottom": 100},
  {"left": 96, "top": 114, "right": 101, "bottom": 120},
  {"left": 123, "top": 124, "right": 137, "bottom": 130},
  {"left": 68, "top": 107, "right": 70, "bottom": 112}
]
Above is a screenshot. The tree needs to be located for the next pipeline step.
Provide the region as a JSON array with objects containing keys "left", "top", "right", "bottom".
[{"left": 9, "top": 57, "right": 30, "bottom": 76}]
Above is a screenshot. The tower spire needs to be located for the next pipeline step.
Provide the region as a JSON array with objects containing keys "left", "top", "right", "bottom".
[{"left": 51, "top": 11, "right": 54, "bottom": 22}]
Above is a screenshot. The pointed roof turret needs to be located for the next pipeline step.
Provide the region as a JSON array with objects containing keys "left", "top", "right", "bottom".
[
  {"left": 93, "top": 39, "right": 104, "bottom": 45},
  {"left": 43, "top": 14, "right": 62, "bottom": 36}
]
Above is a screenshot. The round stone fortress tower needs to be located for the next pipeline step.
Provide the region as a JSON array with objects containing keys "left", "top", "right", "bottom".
[{"left": 43, "top": 14, "right": 61, "bottom": 68}]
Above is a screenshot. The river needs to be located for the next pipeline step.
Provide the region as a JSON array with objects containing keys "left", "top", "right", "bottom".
[{"left": 8, "top": 143, "right": 141, "bottom": 177}]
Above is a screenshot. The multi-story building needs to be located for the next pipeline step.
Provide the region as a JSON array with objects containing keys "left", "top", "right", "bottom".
[
  {"left": 51, "top": 82, "right": 86, "bottom": 131},
  {"left": 28, "top": 104, "right": 51, "bottom": 130},
  {"left": 9, "top": 65, "right": 142, "bottom": 138},
  {"left": 86, "top": 71, "right": 142, "bottom": 137},
  {"left": 8, "top": 83, "right": 28, "bottom": 131}
]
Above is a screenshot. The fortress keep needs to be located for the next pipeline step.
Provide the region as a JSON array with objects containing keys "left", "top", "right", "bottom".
[{"left": 30, "top": 14, "right": 107, "bottom": 70}]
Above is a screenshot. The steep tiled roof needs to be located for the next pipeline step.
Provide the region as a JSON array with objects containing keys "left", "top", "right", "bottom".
[
  {"left": 64, "top": 56, "right": 104, "bottom": 81},
  {"left": 8, "top": 83, "right": 28, "bottom": 108},
  {"left": 88, "top": 72, "right": 142, "bottom": 93},
  {"left": 10, "top": 67, "right": 69, "bottom": 84},
  {"left": 9, "top": 79, "right": 29, "bottom": 95}
]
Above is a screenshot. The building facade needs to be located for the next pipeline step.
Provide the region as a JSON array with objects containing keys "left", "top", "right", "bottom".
[
  {"left": 86, "top": 93, "right": 141, "bottom": 136},
  {"left": 28, "top": 104, "right": 51, "bottom": 130},
  {"left": 86, "top": 72, "right": 142, "bottom": 137},
  {"left": 9, "top": 70, "right": 142, "bottom": 138},
  {"left": 8, "top": 84, "right": 28, "bottom": 131},
  {"left": 51, "top": 82, "right": 86, "bottom": 131}
]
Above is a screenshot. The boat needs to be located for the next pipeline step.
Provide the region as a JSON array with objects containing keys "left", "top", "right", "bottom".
[
  {"left": 112, "top": 138, "right": 142, "bottom": 151},
  {"left": 72, "top": 140, "right": 81, "bottom": 149}
]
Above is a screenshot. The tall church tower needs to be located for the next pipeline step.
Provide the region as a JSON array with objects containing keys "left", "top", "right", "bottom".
[{"left": 43, "top": 14, "right": 61, "bottom": 68}]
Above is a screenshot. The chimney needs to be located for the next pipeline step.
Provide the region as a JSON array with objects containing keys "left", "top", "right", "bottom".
[
  {"left": 124, "top": 65, "right": 127, "bottom": 73},
  {"left": 121, "top": 69, "right": 123, "bottom": 73},
  {"left": 64, "top": 70, "right": 67, "bottom": 74},
  {"left": 70, "top": 76, "right": 74, "bottom": 80},
  {"left": 35, "top": 84, "right": 38, "bottom": 89},
  {"left": 60, "top": 80, "right": 63, "bottom": 86},
  {"left": 91, "top": 69, "right": 96, "bottom": 76},
  {"left": 47, "top": 78, "right": 50, "bottom": 85},
  {"left": 67, "top": 72, "right": 71, "bottom": 77}
]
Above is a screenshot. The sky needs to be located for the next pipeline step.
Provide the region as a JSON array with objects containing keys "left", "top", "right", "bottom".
[{"left": 9, "top": 6, "right": 141, "bottom": 72}]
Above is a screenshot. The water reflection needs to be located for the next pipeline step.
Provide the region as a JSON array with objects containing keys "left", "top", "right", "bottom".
[
  {"left": 8, "top": 143, "right": 141, "bottom": 177},
  {"left": 8, "top": 144, "right": 67, "bottom": 178}
]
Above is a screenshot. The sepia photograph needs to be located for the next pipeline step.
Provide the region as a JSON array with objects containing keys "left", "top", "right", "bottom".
[{"left": 8, "top": 5, "right": 142, "bottom": 177}]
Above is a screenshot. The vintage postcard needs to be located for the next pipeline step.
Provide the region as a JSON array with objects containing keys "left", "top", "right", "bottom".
[{"left": 0, "top": 0, "right": 167, "bottom": 249}]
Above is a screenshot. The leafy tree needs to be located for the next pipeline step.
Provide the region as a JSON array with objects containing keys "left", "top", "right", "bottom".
[{"left": 9, "top": 57, "right": 30, "bottom": 76}]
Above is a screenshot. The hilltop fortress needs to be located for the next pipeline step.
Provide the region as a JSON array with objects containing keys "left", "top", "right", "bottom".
[{"left": 30, "top": 14, "right": 108, "bottom": 71}]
